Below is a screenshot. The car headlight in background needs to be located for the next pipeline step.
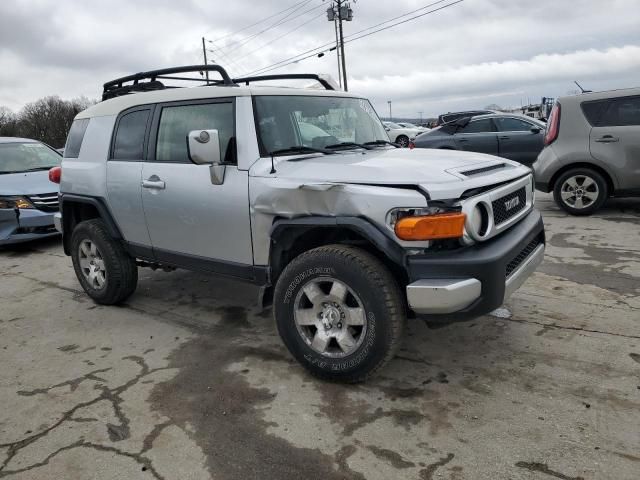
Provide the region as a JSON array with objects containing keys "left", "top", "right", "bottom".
[{"left": 0, "top": 196, "right": 34, "bottom": 209}]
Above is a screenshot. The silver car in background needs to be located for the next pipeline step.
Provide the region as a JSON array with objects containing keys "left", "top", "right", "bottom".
[
  {"left": 0, "top": 137, "right": 61, "bottom": 245},
  {"left": 534, "top": 87, "right": 640, "bottom": 215}
]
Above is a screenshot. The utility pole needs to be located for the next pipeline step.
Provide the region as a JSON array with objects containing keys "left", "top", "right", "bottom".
[
  {"left": 388, "top": 101, "right": 392, "bottom": 121},
  {"left": 201, "top": 37, "right": 210, "bottom": 84},
  {"left": 333, "top": 14, "right": 342, "bottom": 89},
  {"left": 327, "top": 1, "right": 353, "bottom": 91}
]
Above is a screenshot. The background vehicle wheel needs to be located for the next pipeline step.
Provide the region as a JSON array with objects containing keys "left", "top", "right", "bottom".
[
  {"left": 71, "top": 219, "right": 138, "bottom": 304},
  {"left": 395, "top": 135, "right": 409, "bottom": 148},
  {"left": 553, "top": 168, "right": 607, "bottom": 216},
  {"left": 273, "top": 245, "right": 404, "bottom": 383}
]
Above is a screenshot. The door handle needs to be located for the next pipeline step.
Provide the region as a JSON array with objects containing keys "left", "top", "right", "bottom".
[
  {"left": 458, "top": 138, "right": 469, "bottom": 142},
  {"left": 499, "top": 136, "right": 510, "bottom": 140},
  {"left": 595, "top": 135, "right": 619, "bottom": 143},
  {"left": 142, "top": 178, "right": 166, "bottom": 189}
]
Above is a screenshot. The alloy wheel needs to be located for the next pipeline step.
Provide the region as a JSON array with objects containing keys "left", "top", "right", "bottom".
[
  {"left": 560, "top": 175, "right": 599, "bottom": 209},
  {"left": 78, "top": 239, "right": 107, "bottom": 289},
  {"left": 293, "top": 277, "right": 367, "bottom": 358}
]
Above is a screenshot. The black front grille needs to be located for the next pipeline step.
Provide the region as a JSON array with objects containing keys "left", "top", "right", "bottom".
[
  {"left": 506, "top": 236, "right": 541, "bottom": 278},
  {"left": 492, "top": 187, "right": 526, "bottom": 225},
  {"left": 27, "top": 193, "right": 59, "bottom": 212}
]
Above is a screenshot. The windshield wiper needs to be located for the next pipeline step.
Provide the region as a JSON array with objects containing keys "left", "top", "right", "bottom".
[
  {"left": 362, "top": 140, "right": 400, "bottom": 148},
  {"left": 325, "top": 142, "right": 372, "bottom": 151},
  {"left": 269, "top": 145, "right": 336, "bottom": 157}
]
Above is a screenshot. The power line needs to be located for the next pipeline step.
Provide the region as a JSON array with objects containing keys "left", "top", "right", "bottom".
[
  {"left": 245, "top": 0, "right": 464, "bottom": 77},
  {"left": 344, "top": 0, "right": 465, "bottom": 44},
  {"left": 204, "top": 0, "right": 311, "bottom": 43},
  {"left": 235, "top": 10, "right": 327, "bottom": 65},
  {"left": 222, "top": 0, "right": 319, "bottom": 55}
]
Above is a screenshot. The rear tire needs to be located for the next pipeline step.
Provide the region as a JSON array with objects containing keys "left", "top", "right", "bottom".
[
  {"left": 553, "top": 168, "right": 607, "bottom": 216},
  {"left": 71, "top": 219, "right": 138, "bottom": 304},
  {"left": 273, "top": 245, "right": 405, "bottom": 383},
  {"left": 395, "top": 135, "right": 410, "bottom": 148}
]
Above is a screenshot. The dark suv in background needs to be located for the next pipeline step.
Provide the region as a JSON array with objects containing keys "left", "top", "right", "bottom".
[
  {"left": 435, "top": 110, "right": 495, "bottom": 126},
  {"left": 534, "top": 88, "right": 640, "bottom": 215}
]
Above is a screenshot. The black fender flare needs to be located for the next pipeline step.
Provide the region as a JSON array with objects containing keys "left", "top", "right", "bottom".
[
  {"left": 59, "top": 194, "right": 123, "bottom": 254},
  {"left": 269, "top": 216, "right": 407, "bottom": 281}
]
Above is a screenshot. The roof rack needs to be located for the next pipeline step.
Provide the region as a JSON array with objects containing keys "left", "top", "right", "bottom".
[
  {"left": 232, "top": 74, "right": 336, "bottom": 91},
  {"left": 102, "top": 65, "right": 235, "bottom": 101}
]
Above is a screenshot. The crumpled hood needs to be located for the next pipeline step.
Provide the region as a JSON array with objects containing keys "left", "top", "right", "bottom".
[
  {"left": 264, "top": 147, "right": 525, "bottom": 187},
  {"left": 0, "top": 171, "right": 59, "bottom": 196}
]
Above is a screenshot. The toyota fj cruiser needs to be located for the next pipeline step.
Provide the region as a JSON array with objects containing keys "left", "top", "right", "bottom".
[{"left": 52, "top": 65, "right": 545, "bottom": 382}]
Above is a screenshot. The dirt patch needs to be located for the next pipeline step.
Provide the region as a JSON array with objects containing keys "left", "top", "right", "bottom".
[{"left": 149, "top": 327, "right": 364, "bottom": 480}]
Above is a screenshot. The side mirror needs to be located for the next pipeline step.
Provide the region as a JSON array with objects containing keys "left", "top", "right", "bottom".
[
  {"left": 187, "top": 129, "right": 225, "bottom": 185},
  {"left": 530, "top": 127, "right": 542, "bottom": 134},
  {"left": 384, "top": 126, "right": 390, "bottom": 131}
]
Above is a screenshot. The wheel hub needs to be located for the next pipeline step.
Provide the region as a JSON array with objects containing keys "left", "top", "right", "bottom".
[{"left": 320, "top": 303, "right": 344, "bottom": 331}]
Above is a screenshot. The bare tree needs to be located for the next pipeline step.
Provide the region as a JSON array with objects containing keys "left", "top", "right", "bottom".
[{"left": 0, "top": 96, "right": 96, "bottom": 147}]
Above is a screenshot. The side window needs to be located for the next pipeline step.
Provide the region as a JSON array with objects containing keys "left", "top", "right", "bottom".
[
  {"left": 112, "top": 109, "right": 150, "bottom": 160},
  {"left": 155, "top": 102, "right": 234, "bottom": 163},
  {"left": 600, "top": 96, "right": 640, "bottom": 127},
  {"left": 581, "top": 100, "right": 611, "bottom": 126},
  {"left": 64, "top": 118, "right": 89, "bottom": 158},
  {"left": 461, "top": 118, "right": 494, "bottom": 133},
  {"left": 494, "top": 117, "right": 534, "bottom": 132}
]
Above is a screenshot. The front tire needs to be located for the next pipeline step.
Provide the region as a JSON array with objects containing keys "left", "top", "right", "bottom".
[
  {"left": 71, "top": 219, "right": 138, "bottom": 304},
  {"left": 553, "top": 168, "right": 607, "bottom": 215},
  {"left": 395, "top": 135, "right": 410, "bottom": 148},
  {"left": 273, "top": 245, "right": 404, "bottom": 383}
]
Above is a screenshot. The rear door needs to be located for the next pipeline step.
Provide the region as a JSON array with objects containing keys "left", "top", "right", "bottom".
[
  {"left": 106, "top": 107, "right": 153, "bottom": 248},
  {"left": 140, "top": 98, "right": 254, "bottom": 274},
  {"left": 494, "top": 116, "right": 544, "bottom": 165},
  {"left": 586, "top": 95, "right": 640, "bottom": 191},
  {"left": 453, "top": 118, "right": 498, "bottom": 155}
]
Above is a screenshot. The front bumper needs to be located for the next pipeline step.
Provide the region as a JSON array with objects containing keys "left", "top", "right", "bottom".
[
  {"left": 0, "top": 208, "right": 59, "bottom": 246},
  {"left": 405, "top": 209, "right": 545, "bottom": 322}
]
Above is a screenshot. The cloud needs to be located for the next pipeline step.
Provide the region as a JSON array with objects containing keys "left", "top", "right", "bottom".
[{"left": 0, "top": 0, "right": 639, "bottom": 119}]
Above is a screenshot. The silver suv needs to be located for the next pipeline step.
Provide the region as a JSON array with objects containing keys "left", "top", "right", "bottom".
[
  {"left": 534, "top": 87, "right": 640, "bottom": 215},
  {"left": 53, "top": 65, "right": 545, "bottom": 382}
]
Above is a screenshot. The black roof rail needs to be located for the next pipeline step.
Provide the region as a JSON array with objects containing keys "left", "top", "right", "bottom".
[
  {"left": 232, "top": 74, "right": 336, "bottom": 91},
  {"left": 102, "top": 65, "right": 236, "bottom": 101}
]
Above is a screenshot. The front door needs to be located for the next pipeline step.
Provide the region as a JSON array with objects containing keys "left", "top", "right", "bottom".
[
  {"left": 494, "top": 116, "right": 544, "bottom": 165},
  {"left": 588, "top": 95, "right": 640, "bottom": 191},
  {"left": 453, "top": 118, "right": 498, "bottom": 155},
  {"left": 141, "top": 98, "right": 254, "bottom": 275}
]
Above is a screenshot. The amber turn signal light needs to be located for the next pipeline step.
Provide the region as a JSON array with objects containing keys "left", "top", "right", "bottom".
[{"left": 394, "top": 212, "right": 466, "bottom": 241}]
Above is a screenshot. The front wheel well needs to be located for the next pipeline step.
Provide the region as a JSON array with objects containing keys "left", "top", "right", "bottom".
[
  {"left": 549, "top": 162, "right": 614, "bottom": 195},
  {"left": 266, "top": 224, "right": 408, "bottom": 308}
]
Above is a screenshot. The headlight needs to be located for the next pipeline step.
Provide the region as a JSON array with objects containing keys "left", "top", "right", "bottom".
[
  {"left": 387, "top": 207, "right": 466, "bottom": 241},
  {"left": 0, "top": 196, "right": 34, "bottom": 209}
]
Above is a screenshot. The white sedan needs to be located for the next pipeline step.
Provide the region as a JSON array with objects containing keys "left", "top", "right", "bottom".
[
  {"left": 397, "top": 122, "right": 430, "bottom": 132},
  {"left": 383, "top": 122, "right": 423, "bottom": 147}
]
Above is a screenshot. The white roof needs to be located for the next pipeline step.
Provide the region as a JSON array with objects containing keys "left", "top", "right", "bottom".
[{"left": 77, "top": 85, "right": 362, "bottom": 119}]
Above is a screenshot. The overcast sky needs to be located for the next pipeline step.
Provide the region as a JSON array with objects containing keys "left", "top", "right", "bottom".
[{"left": 1, "top": 0, "right": 639, "bottom": 119}]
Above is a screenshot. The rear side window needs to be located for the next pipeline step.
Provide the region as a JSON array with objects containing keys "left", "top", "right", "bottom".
[
  {"left": 582, "top": 96, "right": 640, "bottom": 127},
  {"left": 461, "top": 119, "right": 494, "bottom": 133},
  {"left": 155, "top": 102, "right": 234, "bottom": 163},
  {"left": 112, "top": 109, "right": 150, "bottom": 160},
  {"left": 494, "top": 117, "right": 533, "bottom": 132},
  {"left": 64, "top": 118, "right": 89, "bottom": 158}
]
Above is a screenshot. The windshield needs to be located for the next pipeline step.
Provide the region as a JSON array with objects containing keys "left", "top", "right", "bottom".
[
  {"left": 384, "top": 122, "right": 402, "bottom": 129},
  {"left": 0, "top": 142, "right": 61, "bottom": 174},
  {"left": 254, "top": 95, "right": 389, "bottom": 155}
]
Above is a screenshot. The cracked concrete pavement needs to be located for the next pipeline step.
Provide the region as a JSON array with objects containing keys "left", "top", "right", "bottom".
[{"left": 0, "top": 193, "right": 639, "bottom": 479}]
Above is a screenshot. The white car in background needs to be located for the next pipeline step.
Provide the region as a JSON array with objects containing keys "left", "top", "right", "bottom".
[
  {"left": 383, "top": 121, "right": 422, "bottom": 147},
  {"left": 397, "top": 122, "right": 430, "bottom": 132}
]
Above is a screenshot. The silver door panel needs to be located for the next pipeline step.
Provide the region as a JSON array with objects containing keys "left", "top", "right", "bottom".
[
  {"left": 141, "top": 163, "right": 253, "bottom": 264},
  {"left": 106, "top": 161, "right": 150, "bottom": 245}
]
